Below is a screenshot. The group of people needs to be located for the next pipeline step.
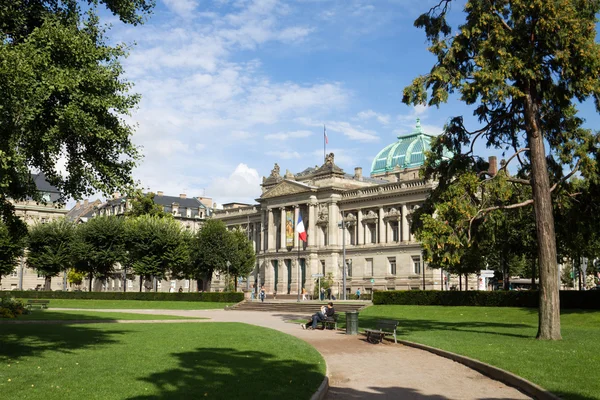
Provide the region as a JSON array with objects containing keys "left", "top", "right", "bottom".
[{"left": 301, "top": 302, "right": 335, "bottom": 330}]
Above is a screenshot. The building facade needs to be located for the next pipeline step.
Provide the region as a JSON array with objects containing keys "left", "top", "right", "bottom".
[{"left": 213, "top": 120, "right": 448, "bottom": 297}]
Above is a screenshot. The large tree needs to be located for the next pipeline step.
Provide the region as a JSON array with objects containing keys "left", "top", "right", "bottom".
[
  {"left": 404, "top": 0, "right": 600, "bottom": 340},
  {"left": 26, "top": 219, "right": 75, "bottom": 290},
  {"left": 0, "top": 0, "right": 153, "bottom": 235},
  {"left": 0, "top": 219, "right": 27, "bottom": 285},
  {"left": 229, "top": 228, "right": 256, "bottom": 291},
  {"left": 190, "top": 219, "right": 235, "bottom": 291}
]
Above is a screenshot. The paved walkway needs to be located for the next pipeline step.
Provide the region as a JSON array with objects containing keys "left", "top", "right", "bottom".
[{"left": 51, "top": 308, "right": 531, "bottom": 400}]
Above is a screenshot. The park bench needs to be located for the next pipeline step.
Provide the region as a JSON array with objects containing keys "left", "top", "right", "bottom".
[
  {"left": 320, "top": 314, "right": 338, "bottom": 330},
  {"left": 26, "top": 299, "right": 50, "bottom": 310},
  {"left": 364, "top": 319, "right": 399, "bottom": 344}
]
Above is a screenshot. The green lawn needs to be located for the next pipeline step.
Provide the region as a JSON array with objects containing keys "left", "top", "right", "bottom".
[
  {"left": 31, "top": 299, "right": 233, "bottom": 310},
  {"left": 354, "top": 305, "right": 599, "bottom": 400},
  {"left": 11, "top": 309, "right": 202, "bottom": 321},
  {"left": 0, "top": 322, "right": 325, "bottom": 400}
]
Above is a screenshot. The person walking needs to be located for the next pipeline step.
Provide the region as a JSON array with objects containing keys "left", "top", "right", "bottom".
[
  {"left": 260, "top": 287, "right": 266, "bottom": 302},
  {"left": 320, "top": 287, "right": 325, "bottom": 301},
  {"left": 356, "top": 288, "right": 361, "bottom": 300},
  {"left": 301, "top": 287, "right": 307, "bottom": 301}
]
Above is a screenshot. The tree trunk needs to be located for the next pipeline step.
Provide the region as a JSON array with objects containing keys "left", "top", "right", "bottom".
[
  {"left": 44, "top": 276, "right": 51, "bottom": 291},
  {"left": 139, "top": 276, "right": 143, "bottom": 292},
  {"left": 465, "top": 274, "right": 468, "bottom": 291},
  {"left": 525, "top": 90, "right": 561, "bottom": 340},
  {"left": 88, "top": 273, "right": 93, "bottom": 292},
  {"left": 531, "top": 258, "right": 536, "bottom": 290},
  {"left": 459, "top": 274, "right": 462, "bottom": 291}
]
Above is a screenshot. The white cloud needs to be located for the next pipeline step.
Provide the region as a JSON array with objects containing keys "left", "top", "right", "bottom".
[
  {"left": 357, "top": 109, "right": 390, "bottom": 125},
  {"left": 163, "top": 0, "right": 198, "bottom": 17},
  {"left": 298, "top": 118, "right": 378, "bottom": 142},
  {"left": 230, "top": 130, "right": 255, "bottom": 140},
  {"left": 209, "top": 163, "right": 262, "bottom": 204},
  {"left": 264, "top": 130, "right": 313, "bottom": 141},
  {"left": 265, "top": 150, "right": 302, "bottom": 159}
]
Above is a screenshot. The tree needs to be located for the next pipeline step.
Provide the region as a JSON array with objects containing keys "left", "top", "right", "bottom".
[
  {"left": 229, "top": 228, "right": 256, "bottom": 291},
  {"left": 0, "top": 218, "right": 27, "bottom": 285},
  {"left": 404, "top": 0, "right": 600, "bottom": 340},
  {"left": 26, "top": 219, "right": 75, "bottom": 290},
  {"left": 72, "top": 216, "right": 127, "bottom": 291},
  {"left": 0, "top": 0, "right": 153, "bottom": 237},
  {"left": 125, "top": 191, "right": 170, "bottom": 218},
  {"left": 67, "top": 269, "right": 85, "bottom": 287},
  {"left": 125, "top": 215, "right": 189, "bottom": 292},
  {"left": 190, "top": 219, "right": 234, "bottom": 291}
]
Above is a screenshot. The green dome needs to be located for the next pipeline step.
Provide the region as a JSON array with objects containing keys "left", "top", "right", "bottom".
[{"left": 371, "top": 119, "right": 435, "bottom": 175}]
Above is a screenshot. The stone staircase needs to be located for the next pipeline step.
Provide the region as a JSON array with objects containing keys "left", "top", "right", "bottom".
[{"left": 229, "top": 300, "right": 370, "bottom": 313}]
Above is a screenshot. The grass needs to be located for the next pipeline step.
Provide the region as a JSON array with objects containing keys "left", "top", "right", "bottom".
[
  {"left": 351, "top": 305, "right": 600, "bottom": 400},
  {"left": 0, "top": 322, "right": 325, "bottom": 400},
  {"left": 11, "top": 309, "right": 202, "bottom": 321},
  {"left": 29, "top": 298, "right": 233, "bottom": 310}
]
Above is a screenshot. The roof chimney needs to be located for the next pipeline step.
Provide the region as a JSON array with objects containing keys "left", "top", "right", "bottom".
[
  {"left": 179, "top": 194, "right": 187, "bottom": 199},
  {"left": 488, "top": 156, "right": 498, "bottom": 176},
  {"left": 112, "top": 192, "right": 121, "bottom": 199},
  {"left": 157, "top": 191, "right": 164, "bottom": 196},
  {"left": 75, "top": 201, "right": 81, "bottom": 208},
  {"left": 83, "top": 199, "right": 89, "bottom": 206},
  {"left": 354, "top": 167, "right": 363, "bottom": 180}
]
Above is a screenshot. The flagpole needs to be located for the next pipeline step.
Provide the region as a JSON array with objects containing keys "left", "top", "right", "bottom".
[
  {"left": 323, "top": 125, "right": 326, "bottom": 163},
  {"left": 297, "top": 237, "right": 301, "bottom": 302}
]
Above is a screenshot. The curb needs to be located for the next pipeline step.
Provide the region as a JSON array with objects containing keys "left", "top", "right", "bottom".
[
  {"left": 310, "top": 358, "right": 329, "bottom": 400},
  {"left": 397, "top": 339, "right": 560, "bottom": 400}
]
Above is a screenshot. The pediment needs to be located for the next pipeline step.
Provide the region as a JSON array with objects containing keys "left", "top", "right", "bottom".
[{"left": 260, "top": 180, "right": 315, "bottom": 199}]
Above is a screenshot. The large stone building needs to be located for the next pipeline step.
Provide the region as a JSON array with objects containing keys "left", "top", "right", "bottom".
[
  {"left": 2, "top": 174, "right": 69, "bottom": 291},
  {"left": 213, "top": 120, "right": 449, "bottom": 297}
]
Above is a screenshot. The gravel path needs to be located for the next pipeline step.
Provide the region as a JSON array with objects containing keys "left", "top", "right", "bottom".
[{"left": 47, "top": 308, "right": 531, "bottom": 399}]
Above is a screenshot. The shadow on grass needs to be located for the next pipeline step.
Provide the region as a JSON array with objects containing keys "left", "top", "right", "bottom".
[
  {"left": 350, "top": 315, "right": 535, "bottom": 339},
  {"left": 0, "top": 318, "right": 126, "bottom": 361},
  {"left": 130, "top": 347, "right": 324, "bottom": 400}
]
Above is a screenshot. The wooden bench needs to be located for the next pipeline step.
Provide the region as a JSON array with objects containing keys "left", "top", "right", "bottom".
[
  {"left": 26, "top": 300, "right": 50, "bottom": 310},
  {"left": 321, "top": 314, "right": 338, "bottom": 330},
  {"left": 364, "top": 319, "right": 399, "bottom": 344}
]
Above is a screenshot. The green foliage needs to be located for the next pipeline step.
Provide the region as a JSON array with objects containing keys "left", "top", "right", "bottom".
[
  {"left": 0, "top": 291, "right": 244, "bottom": 303},
  {"left": 0, "top": 217, "right": 26, "bottom": 278},
  {"left": 229, "top": 228, "right": 256, "bottom": 282},
  {"left": 72, "top": 216, "right": 128, "bottom": 289},
  {"left": 189, "top": 219, "right": 235, "bottom": 283},
  {"left": 373, "top": 290, "right": 600, "bottom": 309},
  {"left": 26, "top": 219, "right": 76, "bottom": 288},
  {"left": 0, "top": 0, "right": 153, "bottom": 244},
  {"left": 125, "top": 191, "right": 170, "bottom": 218},
  {"left": 67, "top": 269, "right": 85, "bottom": 286},
  {"left": 0, "top": 297, "right": 27, "bottom": 318},
  {"left": 125, "top": 215, "right": 189, "bottom": 282}
]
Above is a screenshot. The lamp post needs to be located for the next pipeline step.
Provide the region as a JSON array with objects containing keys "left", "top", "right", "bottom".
[
  {"left": 338, "top": 211, "right": 348, "bottom": 300},
  {"left": 226, "top": 261, "right": 231, "bottom": 292}
]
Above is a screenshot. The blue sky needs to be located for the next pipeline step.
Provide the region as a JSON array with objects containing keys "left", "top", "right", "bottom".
[{"left": 98, "top": 0, "right": 600, "bottom": 205}]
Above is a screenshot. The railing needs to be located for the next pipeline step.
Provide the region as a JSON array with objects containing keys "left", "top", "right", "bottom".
[
  {"left": 213, "top": 205, "right": 260, "bottom": 217},
  {"left": 342, "top": 180, "right": 431, "bottom": 199}
]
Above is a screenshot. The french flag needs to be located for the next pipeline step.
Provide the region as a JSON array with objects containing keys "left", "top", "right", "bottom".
[{"left": 297, "top": 214, "right": 307, "bottom": 242}]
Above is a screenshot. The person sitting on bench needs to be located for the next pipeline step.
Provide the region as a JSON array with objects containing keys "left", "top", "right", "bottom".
[{"left": 302, "top": 302, "right": 335, "bottom": 330}]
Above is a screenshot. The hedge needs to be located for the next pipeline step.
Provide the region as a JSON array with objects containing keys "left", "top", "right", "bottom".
[
  {"left": 0, "top": 291, "right": 244, "bottom": 303},
  {"left": 373, "top": 290, "right": 600, "bottom": 309}
]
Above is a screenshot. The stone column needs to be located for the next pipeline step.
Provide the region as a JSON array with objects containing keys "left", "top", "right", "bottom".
[
  {"left": 357, "top": 209, "right": 363, "bottom": 245},
  {"left": 328, "top": 196, "right": 340, "bottom": 246},
  {"left": 267, "top": 208, "right": 275, "bottom": 250},
  {"left": 308, "top": 197, "right": 316, "bottom": 247},
  {"left": 280, "top": 207, "right": 286, "bottom": 250},
  {"left": 378, "top": 207, "right": 385, "bottom": 244},
  {"left": 260, "top": 211, "right": 265, "bottom": 252},
  {"left": 401, "top": 204, "right": 409, "bottom": 242},
  {"left": 294, "top": 206, "right": 300, "bottom": 248}
]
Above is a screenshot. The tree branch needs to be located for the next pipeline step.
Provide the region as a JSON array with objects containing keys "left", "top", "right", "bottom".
[
  {"left": 468, "top": 199, "right": 534, "bottom": 241},
  {"left": 550, "top": 159, "right": 581, "bottom": 192}
]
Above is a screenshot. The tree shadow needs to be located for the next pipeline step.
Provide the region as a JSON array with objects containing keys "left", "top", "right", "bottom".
[
  {"left": 129, "top": 347, "right": 324, "bottom": 400},
  {"left": 327, "top": 385, "right": 531, "bottom": 399},
  {"left": 0, "top": 319, "right": 127, "bottom": 361}
]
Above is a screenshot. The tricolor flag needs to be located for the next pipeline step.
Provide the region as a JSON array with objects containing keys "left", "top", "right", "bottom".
[
  {"left": 324, "top": 125, "right": 328, "bottom": 144},
  {"left": 297, "top": 214, "right": 307, "bottom": 242}
]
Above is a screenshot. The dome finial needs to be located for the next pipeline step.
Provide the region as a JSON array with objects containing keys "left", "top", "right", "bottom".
[{"left": 415, "top": 118, "right": 423, "bottom": 134}]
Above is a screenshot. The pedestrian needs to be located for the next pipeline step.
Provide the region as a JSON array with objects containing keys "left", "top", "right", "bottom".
[
  {"left": 356, "top": 288, "right": 361, "bottom": 300},
  {"left": 326, "top": 287, "right": 331, "bottom": 300},
  {"left": 320, "top": 287, "right": 325, "bottom": 301},
  {"left": 302, "top": 287, "right": 307, "bottom": 301},
  {"left": 301, "top": 302, "right": 335, "bottom": 330},
  {"left": 260, "top": 287, "right": 266, "bottom": 302},
  {"left": 178, "top": 286, "right": 183, "bottom": 293}
]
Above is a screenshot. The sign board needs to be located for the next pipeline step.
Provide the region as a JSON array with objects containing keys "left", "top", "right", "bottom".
[
  {"left": 312, "top": 273, "right": 324, "bottom": 278},
  {"left": 479, "top": 270, "right": 495, "bottom": 276},
  {"left": 370, "top": 279, "right": 375, "bottom": 283}
]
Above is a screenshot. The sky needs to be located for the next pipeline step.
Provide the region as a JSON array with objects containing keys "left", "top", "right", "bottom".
[{"left": 96, "top": 0, "right": 600, "bottom": 206}]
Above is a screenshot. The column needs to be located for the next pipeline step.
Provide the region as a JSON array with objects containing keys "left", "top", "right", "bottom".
[
  {"left": 294, "top": 206, "right": 300, "bottom": 248},
  {"left": 250, "top": 223, "right": 256, "bottom": 252},
  {"left": 401, "top": 204, "right": 409, "bottom": 242},
  {"left": 328, "top": 197, "right": 339, "bottom": 246},
  {"left": 267, "top": 208, "right": 275, "bottom": 250},
  {"left": 308, "top": 198, "right": 316, "bottom": 247},
  {"left": 357, "top": 209, "right": 363, "bottom": 245},
  {"left": 378, "top": 207, "right": 385, "bottom": 244},
  {"left": 280, "top": 207, "right": 286, "bottom": 250}
]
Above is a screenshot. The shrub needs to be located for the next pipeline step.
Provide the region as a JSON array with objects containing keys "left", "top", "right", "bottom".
[
  {"left": 0, "top": 297, "right": 27, "bottom": 318},
  {"left": 372, "top": 290, "right": 600, "bottom": 309},
  {"left": 0, "top": 291, "right": 244, "bottom": 303}
]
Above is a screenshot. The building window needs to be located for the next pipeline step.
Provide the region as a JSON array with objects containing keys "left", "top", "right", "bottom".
[
  {"left": 320, "top": 260, "right": 326, "bottom": 276},
  {"left": 347, "top": 260, "right": 352, "bottom": 277},
  {"left": 184, "top": 279, "right": 190, "bottom": 289},
  {"left": 10, "top": 269, "right": 18, "bottom": 277},
  {"left": 369, "top": 225, "right": 377, "bottom": 244},
  {"left": 157, "top": 280, "right": 162, "bottom": 289},
  {"left": 37, "top": 272, "right": 44, "bottom": 279},
  {"left": 366, "top": 258, "right": 373, "bottom": 277},
  {"left": 412, "top": 256, "right": 421, "bottom": 275},
  {"left": 388, "top": 257, "right": 396, "bottom": 275},
  {"left": 391, "top": 221, "right": 399, "bottom": 242},
  {"left": 127, "top": 279, "right": 133, "bottom": 288}
]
